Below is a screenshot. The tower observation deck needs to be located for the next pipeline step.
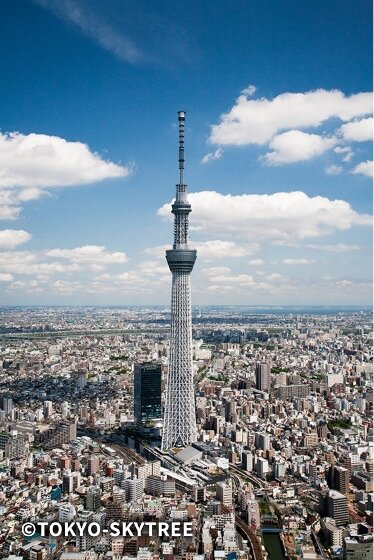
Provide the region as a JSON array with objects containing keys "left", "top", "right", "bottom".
[{"left": 161, "top": 111, "right": 197, "bottom": 451}]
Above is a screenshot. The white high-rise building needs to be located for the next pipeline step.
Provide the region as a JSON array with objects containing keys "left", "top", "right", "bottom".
[
  {"left": 58, "top": 503, "right": 76, "bottom": 522},
  {"left": 216, "top": 481, "right": 232, "bottom": 506},
  {"left": 122, "top": 477, "right": 143, "bottom": 503}
]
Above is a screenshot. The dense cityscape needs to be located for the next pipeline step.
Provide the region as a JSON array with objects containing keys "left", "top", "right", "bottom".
[
  {"left": 0, "top": 4, "right": 372, "bottom": 560},
  {"left": 0, "top": 305, "right": 372, "bottom": 560}
]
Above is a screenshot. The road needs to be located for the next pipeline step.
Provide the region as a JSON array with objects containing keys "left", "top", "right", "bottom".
[{"left": 229, "top": 464, "right": 265, "bottom": 489}]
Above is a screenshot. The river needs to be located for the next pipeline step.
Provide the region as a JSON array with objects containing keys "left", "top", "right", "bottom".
[{"left": 262, "top": 532, "right": 285, "bottom": 559}]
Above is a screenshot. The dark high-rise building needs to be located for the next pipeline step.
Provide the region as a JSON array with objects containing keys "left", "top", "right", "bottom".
[
  {"left": 0, "top": 396, "right": 12, "bottom": 415},
  {"left": 255, "top": 362, "right": 271, "bottom": 392},
  {"left": 134, "top": 363, "right": 162, "bottom": 429},
  {"left": 326, "top": 490, "right": 349, "bottom": 525},
  {"left": 327, "top": 465, "right": 350, "bottom": 495},
  {"left": 86, "top": 485, "right": 101, "bottom": 512}
]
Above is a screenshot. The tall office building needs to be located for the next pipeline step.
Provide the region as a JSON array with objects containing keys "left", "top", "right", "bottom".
[
  {"left": 326, "top": 490, "right": 349, "bottom": 525},
  {"left": 134, "top": 362, "right": 162, "bottom": 429},
  {"left": 255, "top": 362, "right": 271, "bottom": 392},
  {"left": 86, "top": 485, "right": 101, "bottom": 512},
  {"left": 216, "top": 481, "right": 233, "bottom": 506},
  {"left": 43, "top": 400, "right": 53, "bottom": 419},
  {"left": 0, "top": 396, "right": 12, "bottom": 415},
  {"left": 161, "top": 112, "right": 197, "bottom": 451},
  {"left": 242, "top": 450, "right": 253, "bottom": 472},
  {"left": 327, "top": 464, "right": 350, "bottom": 495}
]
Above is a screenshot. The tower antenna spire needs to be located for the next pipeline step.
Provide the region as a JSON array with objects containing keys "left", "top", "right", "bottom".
[{"left": 177, "top": 110, "right": 185, "bottom": 187}]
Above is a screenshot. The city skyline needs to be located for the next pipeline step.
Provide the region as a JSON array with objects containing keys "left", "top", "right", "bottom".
[{"left": 0, "top": 0, "right": 372, "bottom": 306}]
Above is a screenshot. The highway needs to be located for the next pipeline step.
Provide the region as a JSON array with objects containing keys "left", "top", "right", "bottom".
[{"left": 229, "top": 464, "right": 265, "bottom": 489}]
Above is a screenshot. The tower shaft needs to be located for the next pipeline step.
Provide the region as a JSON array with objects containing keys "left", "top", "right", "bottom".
[{"left": 161, "top": 111, "right": 197, "bottom": 451}]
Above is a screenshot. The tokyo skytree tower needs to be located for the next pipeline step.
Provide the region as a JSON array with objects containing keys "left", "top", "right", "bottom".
[{"left": 161, "top": 111, "right": 197, "bottom": 451}]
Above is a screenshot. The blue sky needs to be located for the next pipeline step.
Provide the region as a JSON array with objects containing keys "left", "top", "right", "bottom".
[{"left": 0, "top": 0, "right": 372, "bottom": 305}]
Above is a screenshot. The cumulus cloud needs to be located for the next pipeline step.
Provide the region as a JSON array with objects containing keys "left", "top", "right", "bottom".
[
  {"left": 264, "top": 130, "right": 337, "bottom": 164},
  {"left": 352, "top": 160, "right": 373, "bottom": 177},
  {"left": 306, "top": 243, "right": 360, "bottom": 253},
  {"left": 158, "top": 191, "right": 372, "bottom": 241},
  {"left": 0, "top": 245, "right": 127, "bottom": 281},
  {"left": 336, "top": 280, "right": 353, "bottom": 287},
  {"left": 46, "top": 245, "right": 128, "bottom": 265},
  {"left": 0, "top": 251, "right": 80, "bottom": 276},
  {"left": 50, "top": 279, "right": 84, "bottom": 295},
  {"left": 200, "top": 266, "right": 289, "bottom": 295},
  {"left": 0, "top": 229, "right": 32, "bottom": 249},
  {"left": 340, "top": 118, "right": 373, "bottom": 142},
  {"left": 209, "top": 88, "right": 372, "bottom": 146},
  {"left": 0, "top": 132, "right": 130, "bottom": 219},
  {"left": 145, "top": 240, "right": 258, "bottom": 260},
  {"left": 282, "top": 258, "right": 314, "bottom": 265},
  {"left": 249, "top": 259, "right": 265, "bottom": 265},
  {"left": 201, "top": 148, "right": 224, "bottom": 164},
  {"left": 334, "top": 146, "right": 354, "bottom": 163},
  {"left": 0, "top": 132, "right": 129, "bottom": 189},
  {"left": 138, "top": 260, "right": 169, "bottom": 276},
  {"left": 0, "top": 190, "right": 23, "bottom": 220},
  {"left": 92, "top": 269, "right": 170, "bottom": 294},
  {"left": 241, "top": 85, "right": 257, "bottom": 96},
  {"left": 325, "top": 164, "right": 343, "bottom": 175},
  {"left": 194, "top": 240, "right": 259, "bottom": 259}
]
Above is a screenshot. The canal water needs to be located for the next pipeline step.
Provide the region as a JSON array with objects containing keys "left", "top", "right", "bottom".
[{"left": 262, "top": 532, "right": 285, "bottom": 559}]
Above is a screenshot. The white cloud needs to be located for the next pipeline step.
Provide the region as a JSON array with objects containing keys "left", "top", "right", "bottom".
[
  {"left": 249, "top": 259, "right": 265, "bottom": 265},
  {"left": 46, "top": 245, "right": 128, "bottom": 265},
  {"left": 0, "top": 190, "right": 23, "bottom": 220},
  {"left": 306, "top": 243, "right": 360, "bottom": 253},
  {"left": 352, "top": 160, "right": 373, "bottom": 178},
  {"left": 92, "top": 269, "right": 170, "bottom": 294},
  {"left": 282, "top": 258, "right": 314, "bottom": 265},
  {"left": 241, "top": 85, "right": 257, "bottom": 96},
  {"left": 267, "top": 272, "right": 284, "bottom": 280},
  {"left": 34, "top": 0, "right": 142, "bottom": 64},
  {"left": 194, "top": 240, "right": 259, "bottom": 259},
  {"left": 334, "top": 146, "right": 354, "bottom": 163},
  {"left": 336, "top": 279, "right": 353, "bottom": 287},
  {"left": 340, "top": 118, "right": 373, "bottom": 142},
  {"left": 50, "top": 279, "right": 84, "bottom": 295},
  {"left": 264, "top": 130, "right": 336, "bottom": 164},
  {"left": 209, "top": 88, "right": 372, "bottom": 146},
  {"left": 158, "top": 191, "right": 372, "bottom": 241},
  {"left": 325, "top": 164, "right": 342, "bottom": 175},
  {"left": 334, "top": 146, "right": 351, "bottom": 154},
  {"left": 145, "top": 240, "right": 258, "bottom": 260},
  {"left": 0, "top": 229, "right": 32, "bottom": 249},
  {"left": 0, "top": 273, "right": 13, "bottom": 282},
  {"left": 201, "top": 148, "right": 224, "bottom": 164},
  {"left": 138, "top": 260, "right": 169, "bottom": 276},
  {"left": 17, "top": 188, "right": 45, "bottom": 201},
  {"left": 202, "top": 267, "right": 255, "bottom": 287},
  {"left": 200, "top": 266, "right": 290, "bottom": 295},
  {"left": 0, "top": 251, "right": 80, "bottom": 276},
  {"left": 0, "top": 132, "right": 129, "bottom": 189}
]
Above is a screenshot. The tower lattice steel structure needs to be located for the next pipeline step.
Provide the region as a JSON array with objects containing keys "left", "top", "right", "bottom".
[{"left": 161, "top": 111, "right": 197, "bottom": 451}]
